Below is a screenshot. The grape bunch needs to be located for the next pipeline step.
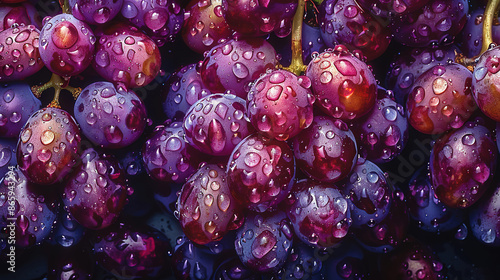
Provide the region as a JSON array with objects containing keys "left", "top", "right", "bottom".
[{"left": 2, "top": 0, "right": 500, "bottom": 279}]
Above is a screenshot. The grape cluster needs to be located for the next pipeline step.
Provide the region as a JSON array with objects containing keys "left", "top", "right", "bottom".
[{"left": 2, "top": 0, "right": 500, "bottom": 279}]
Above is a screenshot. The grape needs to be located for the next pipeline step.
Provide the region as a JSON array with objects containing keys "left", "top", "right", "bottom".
[
  {"left": 386, "top": 45, "right": 459, "bottom": 105},
  {"left": 69, "top": 0, "right": 123, "bottom": 25},
  {"left": 183, "top": 93, "right": 254, "bottom": 156},
  {"left": 0, "top": 1, "right": 41, "bottom": 31},
  {"left": 161, "top": 63, "right": 212, "bottom": 122},
  {"left": 212, "top": 256, "right": 260, "bottom": 280},
  {"left": 0, "top": 24, "right": 44, "bottom": 81},
  {"left": 322, "top": 239, "right": 367, "bottom": 279},
  {"left": 292, "top": 115, "right": 357, "bottom": 183},
  {"left": 39, "top": 14, "right": 96, "bottom": 77},
  {"left": 48, "top": 207, "right": 85, "bottom": 247},
  {"left": 0, "top": 166, "right": 59, "bottom": 247},
  {"left": 306, "top": 45, "right": 377, "bottom": 121},
  {"left": 17, "top": 107, "right": 81, "bottom": 185},
  {"left": 143, "top": 121, "right": 206, "bottom": 183},
  {"left": 62, "top": 148, "right": 128, "bottom": 230},
  {"left": 0, "top": 82, "right": 41, "bottom": 138},
  {"left": 234, "top": 211, "right": 293, "bottom": 273},
  {"left": 389, "top": 0, "right": 468, "bottom": 47},
  {"left": 472, "top": 46, "right": 500, "bottom": 122},
  {"left": 406, "top": 63, "right": 476, "bottom": 134},
  {"left": 318, "top": 0, "right": 391, "bottom": 61},
  {"left": 227, "top": 133, "right": 295, "bottom": 212},
  {"left": 176, "top": 163, "right": 244, "bottom": 245},
  {"left": 182, "top": 0, "right": 232, "bottom": 54},
  {"left": 302, "top": 23, "right": 326, "bottom": 65},
  {"left": 285, "top": 179, "right": 351, "bottom": 248},
  {"left": 74, "top": 81, "right": 147, "bottom": 149},
  {"left": 0, "top": 138, "right": 16, "bottom": 176},
  {"left": 48, "top": 244, "right": 94, "bottom": 280},
  {"left": 93, "top": 222, "right": 172, "bottom": 279},
  {"left": 460, "top": 9, "right": 500, "bottom": 58},
  {"left": 172, "top": 236, "right": 217, "bottom": 280},
  {"left": 93, "top": 22, "right": 161, "bottom": 89},
  {"left": 200, "top": 38, "right": 278, "bottom": 99},
  {"left": 278, "top": 243, "right": 324, "bottom": 280},
  {"left": 121, "top": 0, "right": 183, "bottom": 46},
  {"left": 430, "top": 121, "right": 497, "bottom": 209},
  {"left": 470, "top": 182, "right": 500, "bottom": 246},
  {"left": 221, "top": 0, "right": 297, "bottom": 38},
  {"left": 355, "top": 0, "right": 431, "bottom": 17}
]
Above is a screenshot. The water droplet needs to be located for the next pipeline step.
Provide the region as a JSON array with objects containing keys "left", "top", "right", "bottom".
[
  {"left": 104, "top": 125, "right": 123, "bottom": 144},
  {"left": 41, "top": 130, "right": 55, "bottom": 145},
  {"left": 232, "top": 62, "right": 249, "bottom": 79},
  {"left": 95, "top": 50, "right": 110, "bottom": 68},
  {"left": 461, "top": 134, "right": 475, "bottom": 146}
]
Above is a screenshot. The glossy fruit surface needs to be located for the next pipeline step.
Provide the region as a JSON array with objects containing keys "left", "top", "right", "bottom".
[
  {"left": 0, "top": 2, "right": 41, "bottom": 31},
  {"left": 69, "top": 0, "right": 123, "bottom": 25},
  {"left": 470, "top": 182, "right": 500, "bottom": 246},
  {"left": 472, "top": 46, "right": 500, "bottom": 122},
  {"left": 0, "top": 82, "right": 41, "bottom": 138}
]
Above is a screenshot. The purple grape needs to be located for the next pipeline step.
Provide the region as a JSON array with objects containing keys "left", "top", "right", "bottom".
[
  {"left": 182, "top": 0, "right": 232, "bottom": 54},
  {"left": 407, "top": 167, "right": 464, "bottom": 233},
  {"left": 430, "top": 120, "right": 498, "bottom": 209},
  {"left": 246, "top": 69, "right": 315, "bottom": 141},
  {"left": 221, "top": 0, "right": 297, "bottom": 38},
  {"left": 93, "top": 22, "right": 161, "bottom": 89},
  {"left": 302, "top": 23, "right": 326, "bottom": 65},
  {"left": 472, "top": 46, "right": 500, "bottom": 122},
  {"left": 355, "top": 0, "right": 431, "bottom": 18},
  {"left": 0, "top": 166, "right": 59, "bottom": 247},
  {"left": 74, "top": 81, "right": 147, "bottom": 149},
  {"left": 234, "top": 211, "right": 294, "bottom": 273},
  {"left": 386, "top": 44, "right": 459, "bottom": 105},
  {"left": 470, "top": 182, "right": 500, "bottom": 246},
  {"left": 143, "top": 121, "right": 205, "bottom": 183},
  {"left": 69, "top": 0, "right": 123, "bottom": 25},
  {"left": 183, "top": 93, "right": 254, "bottom": 156},
  {"left": 341, "top": 159, "right": 392, "bottom": 228},
  {"left": 0, "top": 138, "right": 16, "bottom": 177},
  {"left": 306, "top": 45, "right": 377, "bottom": 121},
  {"left": 176, "top": 163, "right": 244, "bottom": 245},
  {"left": 318, "top": 0, "right": 391, "bottom": 61},
  {"left": 48, "top": 207, "right": 85, "bottom": 247},
  {"left": 292, "top": 115, "right": 357, "bottom": 183},
  {"left": 62, "top": 148, "right": 128, "bottom": 230},
  {"left": 285, "top": 179, "right": 351, "bottom": 248},
  {"left": 161, "top": 63, "right": 212, "bottom": 122},
  {"left": 17, "top": 107, "right": 81, "bottom": 185},
  {"left": 39, "top": 14, "right": 96, "bottom": 77},
  {"left": 48, "top": 244, "right": 94, "bottom": 280},
  {"left": 460, "top": 9, "right": 500, "bottom": 58},
  {"left": 0, "top": 2, "right": 41, "bottom": 31},
  {"left": 322, "top": 239, "right": 367, "bottom": 279},
  {"left": 172, "top": 235, "right": 217, "bottom": 280},
  {"left": 226, "top": 133, "right": 295, "bottom": 212},
  {"left": 93, "top": 222, "right": 172, "bottom": 279},
  {"left": 121, "top": 0, "right": 183, "bottom": 46},
  {"left": 406, "top": 63, "right": 476, "bottom": 134},
  {"left": 351, "top": 88, "right": 409, "bottom": 163},
  {"left": 0, "top": 24, "right": 44, "bottom": 81},
  {"left": 200, "top": 38, "right": 278, "bottom": 99},
  {"left": 389, "top": 0, "right": 468, "bottom": 47},
  {"left": 278, "top": 242, "right": 324, "bottom": 280},
  {"left": 0, "top": 82, "right": 41, "bottom": 138},
  {"left": 212, "top": 256, "right": 260, "bottom": 280}
]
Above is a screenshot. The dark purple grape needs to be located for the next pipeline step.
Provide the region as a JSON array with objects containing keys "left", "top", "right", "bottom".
[
  {"left": 92, "top": 222, "right": 172, "bottom": 279},
  {"left": 406, "top": 63, "right": 476, "bottom": 134},
  {"left": 341, "top": 159, "right": 392, "bottom": 228},
  {"left": 318, "top": 0, "right": 391, "bottom": 61},
  {"left": 221, "top": 0, "right": 297, "bottom": 38},
  {"left": 176, "top": 163, "right": 244, "bottom": 245},
  {"left": 470, "top": 182, "right": 500, "bottom": 246},
  {"left": 183, "top": 93, "right": 254, "bottom": 156},
  {"left": 302, "top": 23, "right": 326, "bottom": 65},
  {"left": 93, "top": 22, "right": 161, "bottom": 89},
  {"left": 200, "top": 38, "right": 278, "bottom": 99},
  {"left": 48, "top": 243, "right": 94, "bottom": 280},
  {"left": 430, "top": 121, "right": 497, "bottom": 209},
  {"left": 0, "top": 167, "right": 59, "bottom": 247},
  {"left": 472, "top": 46, "right": 500, "bottom": 122},
  {"left": 17, "top": 107, "right": 81, "bottom": 185},
  {"left": 407, "top": 167, "right": 464, "bottom": 233},
  {"left": 292, "top": 115, "right": 357, "bottom": 183},
  {"left": 0, "top": 82, "right": 41, "bottom": 138},
  {"left": 278, "top": 242, "right": 324, "bottom": 280},
  {"left": 143, "top": 121, "right": 205, "bottom": 183},
  {"left": 212, "top": 256, "right": 260, "bottom": 280},
  {"left": 0, "top": 2, "right": 41, "bottom": 31},
  {"left": 0, "top": 24, "right": 44, "bottom": 81},
  {"left": 182, "top": 0, "right": 232, "bottom": 54},
  {"left": 161, "top": 63, "right": 212, "bottom": 122},
  {"left": 322, "top": 239, "right": 368, "bottom": 279},
  {"left": 63, "top": 148, "right": 128, "bottom": 230},
  {"left": 69, "top": 0, "right": 123, "bottom": 25},
  {"left": 74, "top": 81, "right": 147, "bottom": 149},
  {"left": 234, "top": 211, "right": 293, "bottom": 273},
  {"left": 227, "top": 133, "right": 295, "bottom": 212},
  {"left": 246, "top": 69, "right": 315, "bottom": 141},
  {"left": 460, "top": 9, "right": 500, "bottom": 58},
  {"left": 39, "top": 14, "right": 96, "bottom": 77},
  {"left": 0, "top": 138, "right": 16, "bottom": 176},
  {"left": 172, "top": 236, "right": 217, "bottom": 280},
  {"left": 356, "top": 0, "right": 430, "bottom": 17},
  {"left": 389, "top": 0, "right": 468, "bottom": 47},
  {"left": 386, "top": 44, "right": 459, "bottom": 105},
  {"left": 48, "top": 207, "right": 85, "bottom": 248},
  {"left": 306, "top": 45, "right": 377, "bottom": 121},
  {"left": 285, "top": 179, "right": 351, "bottom": 248}
]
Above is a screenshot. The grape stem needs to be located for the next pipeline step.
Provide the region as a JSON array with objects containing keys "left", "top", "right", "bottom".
[
  {"left": 282, "top": 0, "right": 307, "bottom": 75},
  {"left": 31, "top": 73, "right": 81, "bottom": 109},
  {"left": 59, "top": 0, "right": 71, "bottom": 14}
]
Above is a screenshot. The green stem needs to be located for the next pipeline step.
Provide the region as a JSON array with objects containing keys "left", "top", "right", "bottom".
[
  {"left": 59, "top": 0, "right": 71, "bottom": 14},
  {"left": 31, "top": 73, "right": 81, "bottom": 108},
  {"left": 481, "top": 0, "right": 500, "bottom": 54},
  {"left": 283, "top": 0, "right": 307, "bottom": 75}
]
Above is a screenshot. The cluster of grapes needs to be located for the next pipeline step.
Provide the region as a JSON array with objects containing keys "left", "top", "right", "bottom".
[{"left": 1, "top": 0, "right": 500, "bottom": 279}]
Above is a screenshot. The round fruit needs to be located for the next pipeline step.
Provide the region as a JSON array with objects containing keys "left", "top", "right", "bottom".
[{"left": 0, "top": 82, "right": 41, "bottom": 138}]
